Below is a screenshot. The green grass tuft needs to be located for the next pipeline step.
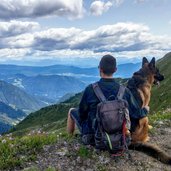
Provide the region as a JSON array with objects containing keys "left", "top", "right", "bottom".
[
  {"left": 0, "top": 133, "right": 58, "bottom": 170},
  {"left": 77, "top": 145, "right": 92, "bottom": 158},
  {"left": 149, "top": 112, "right": 171, "bottom": 125}
]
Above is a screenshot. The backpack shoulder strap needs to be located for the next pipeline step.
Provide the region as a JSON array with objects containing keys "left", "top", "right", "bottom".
[
  {"left": 92, "top": 82, "right": 106, "bottom": 102},
  {"left": 117, "top": 85, "right": 126, "bottom": 100}
]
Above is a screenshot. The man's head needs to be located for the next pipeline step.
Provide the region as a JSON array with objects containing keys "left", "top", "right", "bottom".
[{"left": 99, "top": 54, "right": 117, "bottom": 78}]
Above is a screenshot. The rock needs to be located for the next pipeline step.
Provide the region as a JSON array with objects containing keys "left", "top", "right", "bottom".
[{"left": 56, "top": 147, "right": 68, "bottom": 156}]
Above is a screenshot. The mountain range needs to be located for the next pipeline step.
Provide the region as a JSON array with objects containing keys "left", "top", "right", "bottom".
[
  {"left": 0, "top": 62, "right": 141, "bottom": 79},
  {"left": 0, "top": 62, "right": 141, "bottom": 133},
  {"left": 0, "top": 80, "right": 45, "bottom": 113},
  {"left": 12, "top": 52, "right": 171, "bottom": 133},
  {"left": 0, "top": 80, "right": 46, "bottom": 133},
  {"left": 0, "top": 62, "right": 141, "bottom": 104},
  {"left": 0, "top": 64, "right": 99, "bottom": 78},
  {"left": 0, "top": 74, "right": 86, "bottom": 103}
]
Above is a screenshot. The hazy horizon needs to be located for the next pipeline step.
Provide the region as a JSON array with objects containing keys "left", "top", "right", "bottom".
[
  {"left": 0, "top": 56, "right": 151, "bottom": 67},
  {"left": 0, "top": 56, "right": 163, "bottom": 67}
]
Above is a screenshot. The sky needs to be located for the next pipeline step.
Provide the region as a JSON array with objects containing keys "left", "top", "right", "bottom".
[{"left": 0, "top": 0, "right": 171, "bottom": 66}]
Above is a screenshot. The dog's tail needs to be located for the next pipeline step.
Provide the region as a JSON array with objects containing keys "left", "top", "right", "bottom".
[{"left": 129, "top": 142, "right": 171, "bottom": 165}]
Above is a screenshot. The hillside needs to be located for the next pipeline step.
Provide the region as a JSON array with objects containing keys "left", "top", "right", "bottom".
[
  {"left": 150, "top": 52, "right": 171, "bottom": 113},
  {"left": 0, "top": 80, "right": 45, "bottom": 113},
  {"left": 0, "top": 102, "right": 26, "bottom": 134},
  {"left": 12, "top": 93, "right": 82, "bottom": 132},
  {"left": 0, "top": 102, "right": 25, "bottom": 120},
  {"left": 0, "top": 80, "right": 47, "bottom": 133},
  {"left": 2, "top": 113, "right": 171, "bottom": 170},
  {"left": 13, "top": 78, "right": 127, "bottom": 132}
]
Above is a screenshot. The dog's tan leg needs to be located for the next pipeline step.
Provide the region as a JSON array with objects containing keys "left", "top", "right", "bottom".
[
  {"left": 67, "top": 108, "right": 76, "bottom": 135},
  {"left": 131, "top": 117, "right": 149, "bottom": 143},
  {"left": 141, "top": 118, "right": 150, "bottom": 142}
]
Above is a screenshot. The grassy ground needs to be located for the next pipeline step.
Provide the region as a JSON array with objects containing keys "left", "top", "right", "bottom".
[
  {"left": 1, "top": 112, "right": 171, "bottom": 170},
  {"left": 0, "top": 131, "right": 63, "bottom": 170},
  {"left": 149, "top": 111, "right": 171, "bottom": 125}
]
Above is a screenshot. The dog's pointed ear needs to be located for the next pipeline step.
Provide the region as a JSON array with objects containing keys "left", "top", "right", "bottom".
[
  {"left": 142, "top": 57, "right": 149, "bottom": 67},
  {"left": 149, "top": 57, "right": 155, "bottom": 68}
]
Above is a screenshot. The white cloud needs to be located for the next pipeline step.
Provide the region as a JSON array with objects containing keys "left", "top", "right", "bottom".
[
  {"left": 0, "top": 20, "right": 39, "bottom": 38},
  {"left": 0, "top": 48, "right": 31, "bottom": 60},
  {"left": 0, "top": 21, "right": 170, "bottom": 61},
  {"left": 90, "top": 1, "right": 113, "bottom": 16},
  {"left": 70, "top": 23, "right": 151, "bottom": 51},
  {"left": 0, "top": 0, "right": 84, "bottom": 20},
  {"left": 33, "top": 27, "right": 82, "bottom": 51},
  {"left": 6, "top": 33, "right": 34, "bottom": 48}
]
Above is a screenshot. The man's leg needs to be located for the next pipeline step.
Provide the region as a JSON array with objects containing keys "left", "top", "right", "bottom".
[{"left": 67, "top": 108, "right": 76, "bottom": 135}]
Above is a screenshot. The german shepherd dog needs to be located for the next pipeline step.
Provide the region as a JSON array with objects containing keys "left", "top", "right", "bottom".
[
  {"left": 127, "top": 57, "right": 164, "bottom": 143},
  {"left": 127, "top": 57, "right": 171, "bottom": 165}
]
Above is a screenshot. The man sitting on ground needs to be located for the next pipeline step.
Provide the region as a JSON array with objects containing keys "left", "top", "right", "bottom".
[{"left": 67, "top": 54, "right": 149, "bottom": 145}]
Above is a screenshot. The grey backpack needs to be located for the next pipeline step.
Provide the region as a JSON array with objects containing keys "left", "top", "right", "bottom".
[{"left": 92, "top": 83, "right": 131, "bottom": 156}]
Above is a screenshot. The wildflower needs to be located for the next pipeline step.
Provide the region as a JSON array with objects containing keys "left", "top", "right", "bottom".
[
  {"left": 37, "top": 130, "right": 41, "bottom": 134},
  {"left": 10, "top": 144, "right": 14, "bottom": 148},
  {"left": 8, "top": 137, "right": 14, "bottom": 141},
  {"left": 6, "top": 133, "right": 12, "bottom": 137},
  {"left": 2, "top": 139, "right": 7, "bottom": 143}
]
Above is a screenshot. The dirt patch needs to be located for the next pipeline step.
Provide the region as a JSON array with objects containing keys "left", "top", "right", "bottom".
[{"left": 23, "top": 120, "right": 171, "bottom": 171}]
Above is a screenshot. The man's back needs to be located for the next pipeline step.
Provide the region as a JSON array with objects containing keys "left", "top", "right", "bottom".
[
  {"left": 78, "top": 78, "right": 148, "bottom": 134},
  {"left": 78, "top": 78, "right": 121, "bottom": 134}
]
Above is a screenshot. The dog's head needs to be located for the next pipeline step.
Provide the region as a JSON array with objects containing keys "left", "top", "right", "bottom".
[{"left": 142, "top": 57, "right": 164, "bottom": 85}]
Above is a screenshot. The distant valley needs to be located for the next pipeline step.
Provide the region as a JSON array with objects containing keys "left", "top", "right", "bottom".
[
  {"left": 0, "top": 74, "right": 86, "bottom": 103},
  {"left": 0, "top": 80, "right": 46, "bottom": 133},
  {"left": 0, "top": 62, "right": 141, "bottom": 133}
]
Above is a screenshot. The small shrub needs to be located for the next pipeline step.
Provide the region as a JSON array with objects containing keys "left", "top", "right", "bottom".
[{"left": 77, "top": 146, "right": 92, "bottom": 158}]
